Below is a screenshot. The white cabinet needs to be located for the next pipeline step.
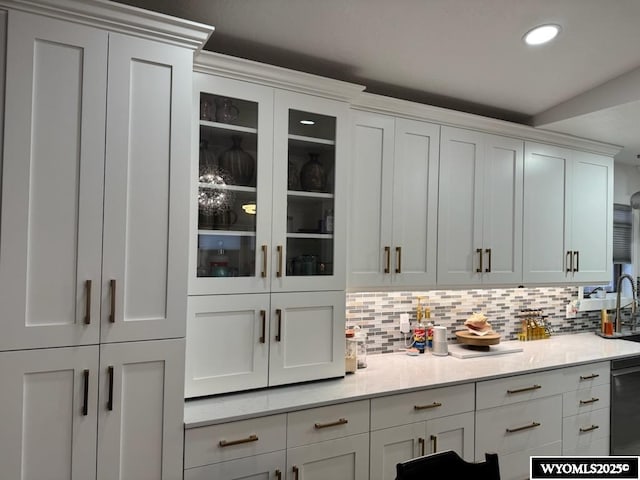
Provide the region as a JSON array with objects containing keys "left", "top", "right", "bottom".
[
  {"left": 185, "top": 451, "right": 286, "bottom": 480},
  {"left": 437, "top": 126, "right": 523, "bottom": 286},
  {"left": 0, "top": 3, "right": 207, "bottom": 479},
  {"left": 349, "top": 110, "right": 439, "bottom": 288},
  {"left": 185, "top": 291, "right": 346, "bottom": 397},
  {"left": 0, "top": 339, "right": 184, "bottom": 480},
  {"left": 0, "top": 9, "right": 190, "bottom": 351},
  {"left": 370, "top": 384, "right": 475, "bottom": 480},
  {"left": 191, "top": 73, "right": 349, "bottom": 294},
  {"left": 188, "top": 57, "right": 353, "bottom": 397},
  {"left": 523, "top": 142, "right": 613, "bottom": 284}
]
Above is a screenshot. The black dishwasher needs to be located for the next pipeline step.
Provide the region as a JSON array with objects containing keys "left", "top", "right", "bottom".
[{"left": 611, "top": 356, "right": 640, "bottom": 454}]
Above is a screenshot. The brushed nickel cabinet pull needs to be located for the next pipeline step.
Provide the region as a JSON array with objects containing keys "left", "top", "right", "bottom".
[
  {"left": 485, "top": 248, "right": 492, "bottom": 273},
  {"left": 418, "top": 437, "right": 425, "bottom": 456},
  {"left": 276, "top": 245, "right": 283, "bottom": 278},
  {"left": 566, "top": 251, "right": 573, "bottom": 273},
  {"left": 292, "top": 466, "right": 299, "bottom": 480},
  {"left": 414, "top": 402, "right": 442, "bottom": 410},
  {"left": 579, "top": 397, "right": 600, "bottom": 405},
  {"left": 430, "top": 434, "right": 437, "bottom": 453},
  {"left": 82, "top": 369, "right": 89, "bottom": 416},
  {"left": 314, "top": 418, "right": 348, "bottom": 429},
  {"left": 395, "top": 246, "right": 402, "bottom": 273},
  {"left": 261, "top": 245, "right": 268, "bottom": 278},
  {"left": 275, "top": 470, "right": 282, "bottom": 480},
  {"left": 384, "top": 246, "right": 391, "bottom": 274},
  {"left": 574, "top": 251, "right": 579, "bottom": 272},
  {"left": 506, "top": 421, "right": 540, "bottom": 433},
  {"left": 259, "top": 310, "right": 266, "bottom": 344},
  {"left": 275, "top": 309, "right": 282, "bottom": 341},
  {"left": 109, "top": 279, "right": 116, "bottom": 323},
  {"left": 219, "top": 434, "right": 258, "bottom": 447},
  {"left": 580, "top": 373, "right": 600, "bottom": 380},
  {"left": 579, "top": 425, "right": 599, "bottom": 433},
  {"left": 507, "top": 384, "right": 541, "bottom": 394},
  {"left": 476, "top": 248, "right": 483, "bottom": 273},
  {"left": 107, "top": 366, "right": 114, "bottom": 411},
  {"left": 84, "top": 280, "right": 92, "bottom": 324}
]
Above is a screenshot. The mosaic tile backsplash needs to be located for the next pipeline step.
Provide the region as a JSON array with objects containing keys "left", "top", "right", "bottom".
[{"left": 346, "top": 287, "right": 601, "bottom": 355}]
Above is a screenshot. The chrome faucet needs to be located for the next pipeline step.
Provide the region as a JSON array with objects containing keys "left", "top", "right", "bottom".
[{"left": 615, "top": 274, "right": 637, "bottom": 333}]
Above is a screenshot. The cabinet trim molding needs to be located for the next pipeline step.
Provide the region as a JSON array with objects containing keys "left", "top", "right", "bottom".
[
  {"left": 194, "top": 51, "right": 366, "bottom": 102},
  {"left": 0, "top": 0, "right": 214, "bottom": 50}
]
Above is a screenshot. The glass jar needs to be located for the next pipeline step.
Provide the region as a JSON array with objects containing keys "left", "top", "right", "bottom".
[
  {"left": 345, "top": 329, "right": 357, "bottom": 374},
  {"left": 354, "top": 326, "right": 367, "bottom": 368}
]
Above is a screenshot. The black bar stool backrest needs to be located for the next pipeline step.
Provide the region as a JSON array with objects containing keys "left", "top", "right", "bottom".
[{"left": 395, "top": 450, "right": 500, "bottom": 480}]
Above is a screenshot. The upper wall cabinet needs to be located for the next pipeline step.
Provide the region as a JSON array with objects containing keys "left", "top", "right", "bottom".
[
  {"left": 523, "top": 142, "right": 613, "bottom": 284},
  {"left": 0, "top": 10, "right": 192, "bottom": 350},
  {"left": 190, "top": 74, "right": 350, "bottom": 295},
  {"left": 348, "top": 110, "right": 440, "bottom": 288},
  {"left": 437, "top": 126, "right": 524, "bottom": 286}
]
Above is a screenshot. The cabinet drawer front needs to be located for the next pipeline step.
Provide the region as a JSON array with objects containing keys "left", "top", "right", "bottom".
[
  {"left": 562, "top": 408, "right": 610, "bottom": 453},
  {"left": 564, "top": 436, "right": 610, "bottom": 457},
  {"left": 475, "top": 395, "right": 562, "bottom": 456},
  {"left": 561, "top": 362, "right": 610, "bottom": 391},
  {"left": 562, "top": 383, "right": 610, "bottom": 417},
  {"left": 184, "top": 414, "right": 286, "bottom": 468},
  {"left": 371, "top": 383, "right": 474, "bottom": 431},
  {"left": 287, "top": 400, "right": 369, "bottom": 447},
  {"left": 476, "top": 370, "right": 564, "bottom": 409}
]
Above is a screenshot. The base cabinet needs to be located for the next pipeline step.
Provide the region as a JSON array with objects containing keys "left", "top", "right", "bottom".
[
  {"left": 184, "top": 451, "right": 286, "bottom": 480},
  {"left": 370, "top": 412, "right": 474, "bottom": 480}
]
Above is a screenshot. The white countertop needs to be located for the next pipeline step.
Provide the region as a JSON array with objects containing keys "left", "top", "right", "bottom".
[{"left": 184, "top": 332, "right": 640, "bottom": 429}]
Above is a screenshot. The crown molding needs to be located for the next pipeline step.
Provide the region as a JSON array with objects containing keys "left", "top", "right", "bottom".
[
  {"left": 0, "top": 0, "right": 214, "bottom": 50},
  {"left": 352, "top": 91, "right": 622, "bottom": 157},
  {"left": 194, "top": 51, "right": 365, "bottom": 102}
]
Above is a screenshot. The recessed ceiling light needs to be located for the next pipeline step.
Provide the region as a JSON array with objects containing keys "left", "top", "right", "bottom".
[
  {"left": 523, "top": 24, "right": 560, "bottom": 46},
  {"left": 300, "top": 120, "right": 315, "bottom": 125}
]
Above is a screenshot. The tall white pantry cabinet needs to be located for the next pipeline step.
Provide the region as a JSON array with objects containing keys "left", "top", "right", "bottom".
[{"left": 0, "top": 2, "right": 212, "bottom": 479}]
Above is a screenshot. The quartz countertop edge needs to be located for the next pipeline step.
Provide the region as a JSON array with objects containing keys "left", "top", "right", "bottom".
[{"left": 183, "top": 332, "right": 640, "bottom": 429}]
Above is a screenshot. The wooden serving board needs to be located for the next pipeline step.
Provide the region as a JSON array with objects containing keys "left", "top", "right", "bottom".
[{"left": 455, "top": 330, "right": 501, "bottom": 346}]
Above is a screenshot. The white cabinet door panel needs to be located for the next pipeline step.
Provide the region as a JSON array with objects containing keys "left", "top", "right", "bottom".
[
  {"left": 97, "top": 339, "right": 185, "bottom": 480},
  {"left": 185, "top": 294, "right": 270, "bottom": 397},
  {"left": 349, "top": 112, "right": 395, "bottom": 287},
  {"left": 0, "top": 346, "right": 99, "bottom": 480},
  {"left": 269, "top": 291, "right": 345, "bottom": 386},
  {"left": 370, "top": 423, "right": 424, "bottom": 480},
  {"left": 523, "top": 143, "right": 570, "bottom": 283},
  {"left": 0, "top": 11, "right": 106, "bottom": 350},
  {"left": 482, "top": 135, "right": 523, "bottom": 284},
  {"left": 437, "top": 127, "right": 483, "bottom": 285},
  {"left": 102, "top": 33, "right": 191, "bottom": 343},
  {"left": 392, "top": 118, "right": 439, "bottom": 286},
  {"left": 287, "top": 433, "right": 369, "bottom": 480},
  {"left": 426, "top": 411, "right": 475, "bottom": 461},
  {"left": 571, "top": 152, "right": 613, "bottom": 282}
]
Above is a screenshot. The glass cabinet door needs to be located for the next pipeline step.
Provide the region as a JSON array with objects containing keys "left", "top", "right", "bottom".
[
  {"left": 190, "top": 74, "right": 274, "bottom": 295},
  {"left": 272, "top": 90, "right": 348, "bottom": 291}
]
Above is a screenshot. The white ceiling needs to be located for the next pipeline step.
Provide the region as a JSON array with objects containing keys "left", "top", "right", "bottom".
[{"left": 114, "top": 0, "right": 640, "bottom": 164}]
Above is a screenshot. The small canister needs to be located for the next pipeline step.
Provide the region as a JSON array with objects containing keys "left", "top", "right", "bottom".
[
  {"left": 354, "top": 326, "right": 367, "bottom": 368},
  {"left": 345, "top": 329, "right": 357, "bottom": 374},
  {"left": 432, "top": 326, "right": 448, "bottom": 356}
]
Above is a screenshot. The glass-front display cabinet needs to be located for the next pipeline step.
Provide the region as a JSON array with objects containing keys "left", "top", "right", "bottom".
[{"left": 190, "top": 75, "right": 347, "bottom": 294}]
